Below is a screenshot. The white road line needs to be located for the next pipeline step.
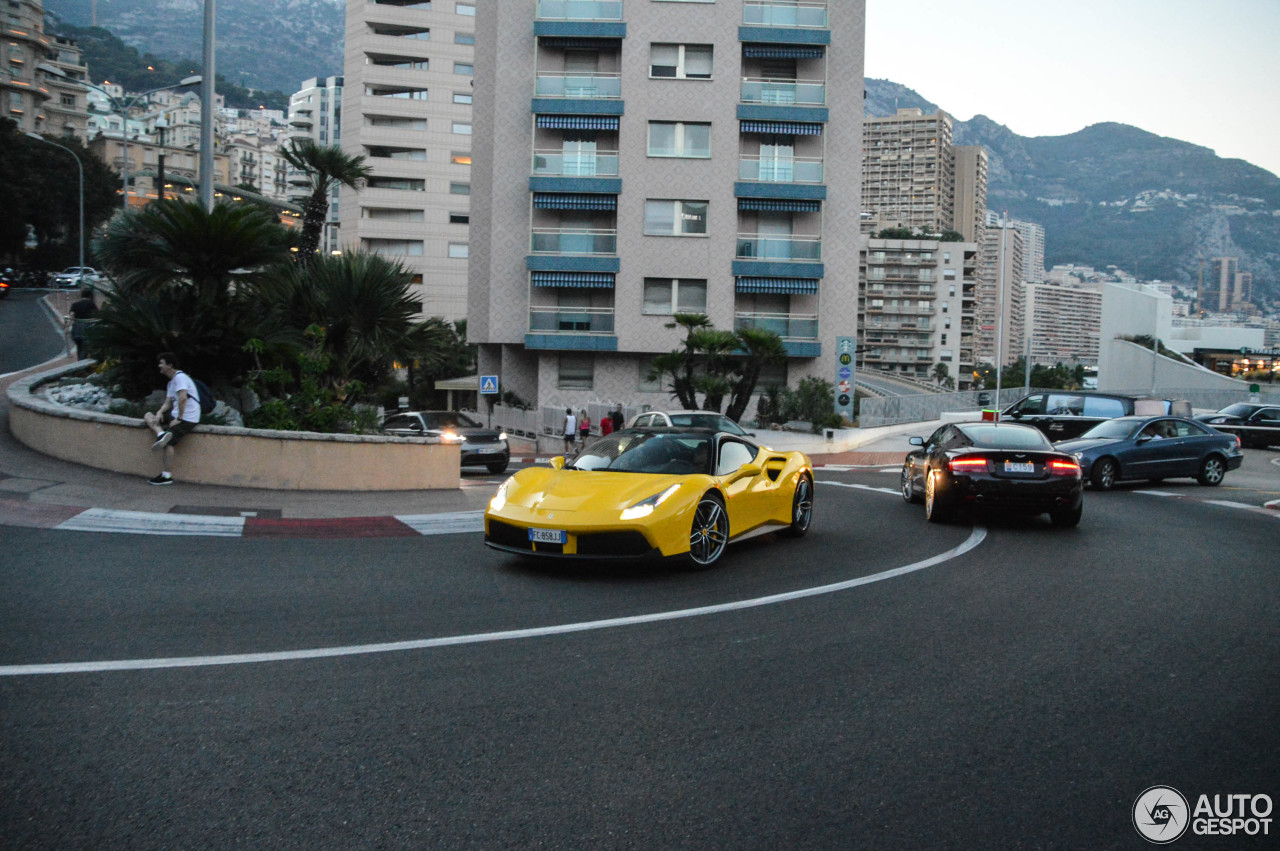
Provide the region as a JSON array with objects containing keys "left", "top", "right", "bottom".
[
  {"left": 1205, "top": 500, "right": 1263, "bottom": 511},
  {"left": 395, "top": 511, "right": 485, "bottom": 535},
  {"left": 0, "top": 526, "right": 987, "bottom": 676},
  {"left": 1134, "top": 490, "right": 1180, "bottom": 497},
  {"left": 56, "top": 509, "right": 246, "bottom": 536},
  {"left": 820, "top": 481, "right": 900, "bottom": 495}
]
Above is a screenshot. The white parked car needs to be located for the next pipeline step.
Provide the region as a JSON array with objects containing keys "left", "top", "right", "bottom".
[
  {"left": 53, "top": 267, "right": 102, "bottom": 288},
  {"left": 626, "top": 410, "right": 755, "bottom": 437}
]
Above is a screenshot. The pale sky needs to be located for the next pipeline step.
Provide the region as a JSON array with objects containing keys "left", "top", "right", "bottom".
[{"left": 865, "top": 0, "right": 1280, "bottom": 178}]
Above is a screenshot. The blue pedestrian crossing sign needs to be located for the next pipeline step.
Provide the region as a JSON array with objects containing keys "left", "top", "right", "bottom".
[{"left": 480, "top": 375, "right": 499, "bottom": 395}]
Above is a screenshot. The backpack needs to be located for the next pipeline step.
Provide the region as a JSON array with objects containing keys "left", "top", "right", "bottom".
[{"left": 191, "top": 377, "right": 216, "bottom": 416}]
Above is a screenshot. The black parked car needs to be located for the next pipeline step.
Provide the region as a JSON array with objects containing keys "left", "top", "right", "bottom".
[
  {"left": 900, "top": 422, "right": 1084, "bottom": 526},
  {"left": 1001, "top": 390, "right": 1186, "bottom": 441},
  {"left": 1056, "top": 416, "right": 1244, "bottom": 489},
  {"left": 382, "top": 410, "right": 510, "bottom": 474},
  {"left": 1194, "top": 403, "right": 1280, "bottom": 449}
]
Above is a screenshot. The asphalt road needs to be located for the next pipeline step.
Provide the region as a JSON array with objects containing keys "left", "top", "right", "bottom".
[
  {"left": 3, "top": 467, "right": 1277, "bottom": 848},
  {"left": 0, "top": 290, "right": 67, "bottom": 375}
]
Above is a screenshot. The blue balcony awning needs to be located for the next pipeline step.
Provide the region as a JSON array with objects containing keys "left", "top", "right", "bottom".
[
  {"left": 537, "top": 115, "right": 620, "bottom": 130},
  {"left": 531, "top": 271, "right": 615, "bottom": 288},
  {"left": 740, "top": 120, "right": 823, "bottom": 135},
  {"left": 533, "top": 192, "right": 617, "bottom": 210},
  {"left": 743, "top": 44, "right": 825, "bottom": 59},
  {"left": 738, "top": 198, "right": 822, "bottom": 212},
  {"left": 736, "top": 277, "right": 820, "bottom": 295}
]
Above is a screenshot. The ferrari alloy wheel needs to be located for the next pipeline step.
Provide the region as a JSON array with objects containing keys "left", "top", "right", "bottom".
[
  {"left": 781, "top": 474, "right": 813, "bottom": 538},
  {"left": 1197, "top": 455, "right": 1226, "bottom": 486},
  {"left": 901, "top": 465, "right": 921, "bottom": 503},
  {"left": 685, "top": 494, "right": 729, "bottom": 568},
  {"left": 924, "top": 470, "right": 950, "bottom": 523}
]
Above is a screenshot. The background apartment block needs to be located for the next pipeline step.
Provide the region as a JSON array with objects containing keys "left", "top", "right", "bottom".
[
  {"left": 468, "top": 0, "right": 863, "bottom": 414},
  {"left": 1023, "top": 280, "right": 1101, "bottom": 366},
  {"left": 986, "top": 210, "right": 1045, "bottom": 285},
  {"left": 339, "top": 0, "right": 478, "bottom": 320},
  {"left": 859, "top": 237, "right": 977, "bottom": 384},
  {"left": 289, "top": 75, "right": 345, "bottom": 252},
  {"left": 977, "top": 219, "right": 1024, "bottom": 366},
  {"left": 3, "top": 0, "right": 87, "bottom": 139},
  {"left": 861, "top": 107, "right": 954, "bottom": 235},
  {"left": 1202, "top": 256, "right": 1254, "bottom": 314}
]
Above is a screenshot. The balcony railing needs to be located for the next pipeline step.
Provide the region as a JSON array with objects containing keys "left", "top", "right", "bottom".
[
  {"left": 740, "top": 78, "right": 826, "bottom": 106},
  {"left": 536, "top": 0, "right": 624, "bottom": 21},
  {"left": 534, "top": 73, "right": 621, "bottom": 99},
  {"left": 533, "top": 149, "right": 620, "bottom": 177},
  {"left": 743, "top": 1, "right": 828, "bottom": 28},
  {"left": 529, "top": 306, "right": 616, "bottom": 334},
  {"left": 738, "top": 155, "right": 823, "bottom": 184},
  {"left": 735, "top": 311, "right": 818, "bottom": 341},
  {"left": 736, "top": 234, "right": 821, "bottom": 262},
  {"left": 531, "top": 228, "right": 617, "bottom": 255}
]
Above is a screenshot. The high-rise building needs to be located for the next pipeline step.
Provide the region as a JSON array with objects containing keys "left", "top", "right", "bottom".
[
  {"left": 1023, "top": 281, "right": 1101, "bottom": 366},
  {"left": 861, "top": 108, "right": 955, "bottom": 235},
  {"left": 859, "top": 237, "right": 978, "bottom": 384},
  {"left": 3, "top": 1, "right": 88, "bottom": 138},
  {"left": 951, "top": 145, "right": 987, "bottom": 243},
  {"left": 339, "top": 1, "right": 477, "bottom": 320},
  {"left": 1201, "top": 256, "right": 1253, "bottom": 313},
  {"left": 977, "top": 220, "right": 1024, "bottom": 366},
  {"left": 469, "top": 0, "right": 862, "bottom": 415},
  {"left": 986, "top": 211, "right": 1045, "bottom": 285},
  {"left": 289, "top": 75, "right": 346, "bottom": 251}
]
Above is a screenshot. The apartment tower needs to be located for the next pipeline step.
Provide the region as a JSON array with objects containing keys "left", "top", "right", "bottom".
[
  {"left": 861, "top": 108, "right": 955, "bottom": 235},
  {"left": 469, "top": 0, "right": 863, "bottom": 414},
  {"left": 339, "top": 0, "right": 478, "bottom": 320},
  {"left": 289, "top": 75, "right": 346, "bottom": 252}
]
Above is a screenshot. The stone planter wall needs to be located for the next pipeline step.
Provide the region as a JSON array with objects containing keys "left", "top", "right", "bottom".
[{"left": 7, "top": 363, "right": 460, "bottom": 491}]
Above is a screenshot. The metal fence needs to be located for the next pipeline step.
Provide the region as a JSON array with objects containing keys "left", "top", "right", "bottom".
[{"left": 858, "top": 385, "right": 1280, "bottom": 429}]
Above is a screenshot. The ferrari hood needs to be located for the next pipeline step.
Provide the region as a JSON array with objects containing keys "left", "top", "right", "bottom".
[{"left": 504, "top": 470, "right": 687, "bottom": 512}]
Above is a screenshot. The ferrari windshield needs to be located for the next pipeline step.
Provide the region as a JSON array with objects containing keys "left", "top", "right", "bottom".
[{"left": 569, "top": 432, "right": 713, "bottom": 475}]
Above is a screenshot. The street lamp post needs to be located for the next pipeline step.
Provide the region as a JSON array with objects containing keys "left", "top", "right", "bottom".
[
  {"left": 26, "top": 133, "right": 83, "bottom": 277},
  {"left": 154, "top": 116, "right": 168, "bottom": 201},
  {"left": 40, "top": 67, "right": 200, "bottom": 210}
]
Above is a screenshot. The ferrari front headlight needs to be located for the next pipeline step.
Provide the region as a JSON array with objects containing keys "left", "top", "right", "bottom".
[
  {"left": 489, "top": 478, "right": 512, "bottom": 512},
  {"left": 620, "top": 484, "right": 680, "bottom": 520}
]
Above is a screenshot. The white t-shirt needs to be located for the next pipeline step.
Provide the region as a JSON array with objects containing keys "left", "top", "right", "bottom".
[
  {"left": 168, "top": 371, "right": 201, "bottom": 424},
  {"left": 564, "top": 413, "right": 576, "bottom": 436}
]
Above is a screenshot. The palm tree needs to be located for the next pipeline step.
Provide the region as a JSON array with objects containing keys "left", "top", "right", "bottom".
[
  {"left": 279, "top": 139, "right": 372, "bottom": 263},
  {"left": 724, "top": 326, "right": 788, "bottom": 422},
  {"left": 90, "top": 201, "right": 296, "bottom": 395}
]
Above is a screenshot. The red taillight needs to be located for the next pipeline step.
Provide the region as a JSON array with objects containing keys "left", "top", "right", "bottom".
[
  {"left": 1048, "top": 459, "right": 1081, "bottom": 476},
  {"left": 948, "top": 457, "right": 989, "bottom": 472}
]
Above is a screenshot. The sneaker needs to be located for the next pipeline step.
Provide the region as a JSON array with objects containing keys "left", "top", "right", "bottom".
[
  {"left": 152, "top": 431, "right": 173, "bottom": 451},
  {"left": 148, "top": 473, "right": 174, "bottom": 486}
]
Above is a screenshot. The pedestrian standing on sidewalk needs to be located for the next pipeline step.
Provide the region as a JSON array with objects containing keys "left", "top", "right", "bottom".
[
  {"left": 143, "top": 352, "right": 201, "bottom": 485},
  {"left": 64, "top": 288, "right": 98, "bottom": 360},
  {"left": 610, "top": 406, "right": 624, "bottom": 433},
  {"left": 579, "top": 409, "right": 591, "bottom": 443},
  {"left": 563, "top": 407, "right": 577, "bottom": 453}
]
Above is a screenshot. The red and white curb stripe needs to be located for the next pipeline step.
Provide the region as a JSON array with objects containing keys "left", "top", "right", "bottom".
[{"left": 0, "top": 500, "right": 485, "bottom": 537}]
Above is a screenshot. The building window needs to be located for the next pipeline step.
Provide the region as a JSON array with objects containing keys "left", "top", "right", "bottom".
[
  {"left": 363, "top": 208, "right": 425, "bottom": 222},
  {"left": 449, "top": 182, "right": 470, "bottom": 195},
  {"left": 366, "top": 177, "right": 426, "bottom": 191},
  {"left": 644, "top": 200, "right": 708, "bottom": 236},
  {"left": 456, "top": 2, "right": 476, "bottom": 14},
  {"left": 453, "top": 91, "right": 472, "bottom": 104},
  {"left": 455, "top": 32, "right": 475, "bottom": 45},
  {"left": 649, "top": 44, "right": 713, "bottom": 79},
  {"left": 448, "top": 242, "right": 469, "bottom": 259},
  {"left": 368, "top": 146, "right": 427, "bottom": 161},
  {"left": 454, "top": 62, "right": 473, "bottom": 76},
  {"left": 643, "top": 278, "right": 707, "bottom": 314},
  {"left": 636, "top": 356, "right": 662, "bottom": 392},
  {"left": 365, "top": 238, "right": 424, "bottom": 256},
  {"left": 451, "top": 151, "right": 471, "bottom": 165},
  {"left": 647, "top": 121, "right": 711, "bottom": 158},
  {"left": 452, "top": 121, "right": 472, "bottom": 135},
  {"left": 558, "top": 354, "right": 594, "bottom": 390},
  {"left": 449, "top": 212, "right": 469, "bottom": 224},
  {"left": 369, "top": 115, "right": 427, "bottom": 130}
]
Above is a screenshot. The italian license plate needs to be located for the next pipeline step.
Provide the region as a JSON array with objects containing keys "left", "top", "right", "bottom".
[
  {"left": 1004, "top": 461, "right": 1035, "bottom": 473},
  {"left": 529, "top": 528, "right": 567, "bottom": 544}
]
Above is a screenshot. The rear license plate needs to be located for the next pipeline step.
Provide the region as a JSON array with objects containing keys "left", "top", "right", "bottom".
[
  {"left": 529, "top": 528, "right": 567, "bottom": 544},
  {"left": 1004, "top": 461, "right": 1035, "bottom": 473}
]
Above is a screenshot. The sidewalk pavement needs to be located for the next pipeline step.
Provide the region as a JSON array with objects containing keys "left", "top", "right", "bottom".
[{"left": 2, "top": 347, "right": 928, "bottom": 535}]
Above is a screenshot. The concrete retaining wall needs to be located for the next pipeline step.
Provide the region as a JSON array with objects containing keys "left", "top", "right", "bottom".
[{"left": 7, "top": 363, "right": 460, "bottom": 491}]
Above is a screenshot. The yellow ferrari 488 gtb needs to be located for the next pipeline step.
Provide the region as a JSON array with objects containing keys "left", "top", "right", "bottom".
[{"left": 484, "top": 427, "right": 814, "bottom": 569}]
